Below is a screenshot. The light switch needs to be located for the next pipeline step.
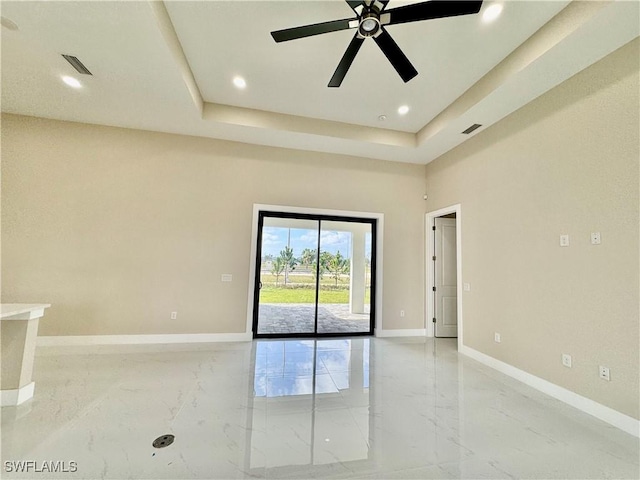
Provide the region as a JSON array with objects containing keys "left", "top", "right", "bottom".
[
  {"left": 591, "top": 232, "right": 601, "bottom": 245},
  {"left": 464, "top": 283, "right": 471, "bottom": 292},
  {"left": 221, "top": 274, "right": 233, "bottom": 282},
  {"left": 560, "top": 234, "right": 570, "bottom": 247}
]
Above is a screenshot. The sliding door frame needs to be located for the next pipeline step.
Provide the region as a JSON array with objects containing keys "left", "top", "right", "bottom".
[{"left": 251, "top": 209, "right": 377, "bottom": 339}]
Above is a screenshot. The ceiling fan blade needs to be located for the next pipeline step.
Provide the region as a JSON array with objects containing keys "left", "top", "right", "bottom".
[
  {"left": 345, "top": 0, "right": 363, "bottom": 11},
  {"left": 271, "top": 18, "right": 356, "bottom": 43},
  {"left": 328, "top": 34, "right": 365, "bottom": 87},
  {"left": 373, "top": 29, "right": 417, "bottom": 83},
  {"left": 386, "top": 0, "right": 483, "bottom": 26}
]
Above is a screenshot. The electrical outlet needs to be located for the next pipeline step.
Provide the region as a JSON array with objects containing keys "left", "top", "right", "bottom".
[
  {"left": 562, "top": 354, "right": 572, "bottom": 368},
  {"left": 400, "top": 310, "right": 405, "bottom": 317},
  {"left": 599, "top": 365, "right": 610, "bottom": 381},
  {"left": 170, "top": 311, "right": 177, "bottom": 320},
  {"left": 560, "top": 234, "right": 570, "bottom": 247},
  {"left": 494, "top": 332, "right": 501, "bottom": 343}
]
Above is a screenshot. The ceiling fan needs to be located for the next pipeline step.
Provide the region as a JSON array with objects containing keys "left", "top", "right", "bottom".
[{"left": 271, "top": 0, "right": 483, "bottom": 87}]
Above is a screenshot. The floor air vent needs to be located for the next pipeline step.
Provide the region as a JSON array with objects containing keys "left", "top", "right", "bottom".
[{"left": 61, "top": 54, "right": 92, "bottom": 75}]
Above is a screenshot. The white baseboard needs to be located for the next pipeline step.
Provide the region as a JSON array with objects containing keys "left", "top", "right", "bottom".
[
  {"left": 376, "top": 329, "right": 426, "bottom": 338},
  {"left": 460, "top": 345, "right": 640, "bottom": 438},
  {"left": 1, "top": 382, "right": 35, "bottom": 407},
  {"left": 37, "top": 332, "right": 253, "bottom": 346}
]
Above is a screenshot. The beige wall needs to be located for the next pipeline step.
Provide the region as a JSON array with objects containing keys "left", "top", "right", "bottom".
[
  {"left": 1, "top": 115, "right": 426, "bottom": 336},
  {"left": 425, "top": 39, "right": 639, "bottom": 419}
]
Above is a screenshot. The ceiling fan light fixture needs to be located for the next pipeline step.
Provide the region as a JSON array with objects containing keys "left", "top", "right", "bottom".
[
  {"left": 482, "top": 3, "right": 503, "bottom": 23},
  {"left": 358, "top": 12, "right": 380, "bottom": 37},
  {"left": 362, "top": 18, "right": 377, "bottom": 32}
]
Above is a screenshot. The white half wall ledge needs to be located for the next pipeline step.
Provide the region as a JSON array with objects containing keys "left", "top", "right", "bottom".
[
  {"left": 376, "top": 329, "right": 426, "bottom": 338},
  {"left": 36, "top": 333, "right": 253, "bottom": 347},
  {"left": 0, "top": 382, "right": 35, "bottom": 407},
  {"left": 460, "top": 345, "right": 640, "bottom": 438}
]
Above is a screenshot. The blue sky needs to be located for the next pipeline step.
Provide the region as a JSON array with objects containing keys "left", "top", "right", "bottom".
[{"left": 261, "top": 227, "right": 371, "bottom": 259}]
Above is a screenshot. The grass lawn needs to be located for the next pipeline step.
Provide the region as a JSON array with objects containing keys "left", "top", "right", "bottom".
[{"left": 260, "top": 285, "right": 371, "bottom": 304}]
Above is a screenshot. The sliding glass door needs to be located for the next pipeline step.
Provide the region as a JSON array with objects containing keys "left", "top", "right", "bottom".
[
  {"left": 317, "top": 221, "right": 372, "bottom": 334},
  {"left": 255, "top": 216, "right": 318, "bottom": 336},
  {"left": 253, "top": 212, "right": 376, "bottom": 338}
]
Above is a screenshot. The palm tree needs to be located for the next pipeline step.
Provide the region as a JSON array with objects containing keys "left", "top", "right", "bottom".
[
  {"left": 313, "top": 250, "right": 333, "bottom": 280},
  {"left": 280, "top": 246, "right": 297, "bottom": 285},
  {"left": 271, "top": 257, "right": 285, "bottom": 285},
  {"left": 327, "top": 251, "right": 349, "bottom": 286},
  {"left": 300, "top": 248, "right": 316, "bottom": 271}
]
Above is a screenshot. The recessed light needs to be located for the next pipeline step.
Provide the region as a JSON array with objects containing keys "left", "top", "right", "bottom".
[
  {"left": 233, "top": 76, "right": 247, "bottom": 89},
  {"left": 1, "top": 16, "right": 19, "bottom": 31},
  {"left": 378, "top": 114, "right": 387, "bottom": 121},
  {"left": 398, "top": 105, "right": 409, "bottom": 115},
  {"left": 482, "top": 3, "right": 503, "bottom": 23},
  {"left": 62, "top": 76, "right": 82, "bottom": 89}
]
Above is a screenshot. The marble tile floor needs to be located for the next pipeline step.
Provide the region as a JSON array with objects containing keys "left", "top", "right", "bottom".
[
  {"left": 257, "top": 304, "right": 371, "bottom": 334},
  {"left": 1, "top": 337, "right": 638, "bottom": 479}
]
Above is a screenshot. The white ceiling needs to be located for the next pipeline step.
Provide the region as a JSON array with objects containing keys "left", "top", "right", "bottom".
[{"left": 1, "top": 1, "right": 638, "bottom": 165}]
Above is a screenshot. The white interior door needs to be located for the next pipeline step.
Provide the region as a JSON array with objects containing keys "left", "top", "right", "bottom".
[{"left": 435, "top": 217, "right": 457, "bottom": 337}]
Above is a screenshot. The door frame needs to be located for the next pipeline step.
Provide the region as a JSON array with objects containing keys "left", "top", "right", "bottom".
[
  {"left": 425, "top": 204, "right": 463, "bottom": 350},
  {"left": 246, "top": 204, "right": 384, "bottom": 337}
]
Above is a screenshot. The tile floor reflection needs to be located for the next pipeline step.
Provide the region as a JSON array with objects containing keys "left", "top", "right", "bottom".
[
  {"left": 249, "top": 339, "right": 371, "bottom": 473},
  {"left": 1, "top": 337, "right": 638, "bottom": 479}
]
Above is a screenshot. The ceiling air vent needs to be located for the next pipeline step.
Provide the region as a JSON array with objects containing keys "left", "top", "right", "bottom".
[
  {"left": 61, "top": 54, "right": 92, "bottom": 75},
  {"left": 461, "top": 123, "right": 482, "bottom": 135}
]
